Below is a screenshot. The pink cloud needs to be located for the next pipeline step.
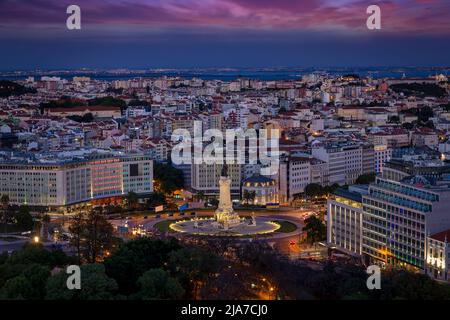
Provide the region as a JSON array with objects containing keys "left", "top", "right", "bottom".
[{"left": 0, "top": 0, "right": 449, "bottom": 34}]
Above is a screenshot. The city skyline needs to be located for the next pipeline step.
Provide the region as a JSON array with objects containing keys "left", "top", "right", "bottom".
[
  {"left": 1, "top": 0, "right": 450, "bottom": 69},
  {"left": 2, "top": 0, "right": 450, "bottom": 304}
]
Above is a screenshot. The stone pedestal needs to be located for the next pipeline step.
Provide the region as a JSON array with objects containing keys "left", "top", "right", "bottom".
[{"left": 214, "top": 175, "right": 241, "bottom": 229}]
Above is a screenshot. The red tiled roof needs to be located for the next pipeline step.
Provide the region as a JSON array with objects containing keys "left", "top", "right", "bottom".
[{"left": 430, "top": 230, "right": 450, "bottom": 242}]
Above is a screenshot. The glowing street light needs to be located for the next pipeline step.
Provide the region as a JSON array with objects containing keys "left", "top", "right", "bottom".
[{"left": 33, "top": 236, "right": 40, "bottom": 243}]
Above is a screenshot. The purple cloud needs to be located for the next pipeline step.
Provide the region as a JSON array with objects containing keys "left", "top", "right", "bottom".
[{"left": 0, "top": 0, "right": 448, "bottom": 34}]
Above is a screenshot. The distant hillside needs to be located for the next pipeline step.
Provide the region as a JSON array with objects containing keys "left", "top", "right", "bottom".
[
  {"left": 0, "top": 80, "right": 36, "bottom": 97},
  {"left": 390, "top": 83, "right": 446, "bottom": 98}
]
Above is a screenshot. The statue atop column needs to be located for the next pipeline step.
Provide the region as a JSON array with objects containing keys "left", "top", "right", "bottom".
[
  {"left": 221, "top": 163, "right": 228, "bottom": 177},
  {"left": 214, "top": 163, "right": 241, "bottom": 229}
]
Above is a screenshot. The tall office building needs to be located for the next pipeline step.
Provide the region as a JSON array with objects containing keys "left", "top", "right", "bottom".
[
  {"left": 0, "top": 150, "right": 153, "bottom": 209},
  {"left": 362, "top": 175, "right": 450, "bottom": 270},
  {"left": 327, "top": 185, "right": 368, "bottom": 256},
  {"left": 327, "top": 157, "right": 450, "bottom": 277}
]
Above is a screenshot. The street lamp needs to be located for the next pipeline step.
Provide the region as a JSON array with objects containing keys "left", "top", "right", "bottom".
[{"left": 33, "top": 236, "right": 40, "bottom": 243}]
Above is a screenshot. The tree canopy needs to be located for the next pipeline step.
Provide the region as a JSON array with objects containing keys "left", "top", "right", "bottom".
[
  {"left": 302, "top": 216, "right": 326, "bottom": 245},
  {"left": 390, "top": 83, "right": 446, "bottom": 98},
  {"left": 0, "top": 81, "right": 36, "bottom": 97},
  {"left": 153, "top": 163, "right": 184, "bottom": 195},
  {"left": 355, "top": 173, "right": 376, "bottom": 185},
  {"left": 303, "top": 183, "right": 339, "bottom": 198},
  {"left": 46, "top": 264, "right": 118, "bottom": 300},
  {"left": 134, "top": 268, "right": 184, "bottom": 300},
  {"left": 104, "top": 238, "right": 181, "bottom": 294}
]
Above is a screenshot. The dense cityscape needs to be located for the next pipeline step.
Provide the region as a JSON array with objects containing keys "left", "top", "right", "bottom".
[{"left": 0, "top": 70, "right": 450, "bottom": 300}]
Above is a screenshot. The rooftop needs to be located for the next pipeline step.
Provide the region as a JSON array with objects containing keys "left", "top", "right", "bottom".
[{"left": 430, "top": 229, "right": 450, "bottom": 243}]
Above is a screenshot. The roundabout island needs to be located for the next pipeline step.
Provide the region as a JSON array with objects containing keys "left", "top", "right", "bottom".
[
  {"left": 168, "top": 216, "right": 282, "bottom": 236},
  {"left": 161, "top": 165, "right": 298, "bottom": 238}
]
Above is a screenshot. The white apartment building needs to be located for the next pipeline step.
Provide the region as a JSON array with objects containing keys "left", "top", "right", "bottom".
[
  {"left": 279, "top": 156, "right": 311, "bottom": 204},
  {"left": 426, "top": 230, "right": 450, "bottom": 281},
  {"left": 312, "top": 141, "right": 374, "bottom": 185},
  {"left": 278, "top": 155, "right": 328, "bottom": 204}
]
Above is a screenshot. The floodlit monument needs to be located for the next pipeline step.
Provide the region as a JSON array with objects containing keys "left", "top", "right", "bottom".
[
  {"left": 214, "top": 164, "right": 242, "bottom": 230},
  {"left": 168, "top": 164, "right": 283, "bottom": 236}
]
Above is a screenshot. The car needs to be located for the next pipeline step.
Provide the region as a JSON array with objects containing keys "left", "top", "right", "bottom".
[
  {"left": 190, "top": 212, "right": 196, "bottom": 216},
  {"left": 179, "top": 212, "right": 185, "bottom": 216},
  {"left": 168, "top": 213, "right": 174, "bottom": 217},
  {"left": 143, "top": 216, "right": 148, "bottom": 219},
  {"left": 155, "top": 214, "right": 161, "bottom": 218}
]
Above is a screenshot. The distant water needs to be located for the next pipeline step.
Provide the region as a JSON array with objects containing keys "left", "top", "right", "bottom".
[{"left": 1, "top": 67, "right": 449, "bottom": 81}]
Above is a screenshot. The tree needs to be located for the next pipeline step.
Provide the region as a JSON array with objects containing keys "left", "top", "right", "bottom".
[
  {"left": 46, "top": 264, "right": 118, "bottom": 300},
  {"left": 417, "top": 106, "right": 434, "bottom": 123},
  {"left": 389, "top": 115, "right": 400, "bottom": 123},
  {"left": 40, "top": 214, "right": 51, "bottom": 241},
  {"left": 195, "top": 191, "right": 205, "bottom": 203},
  {"left": 0, "top": 252, "right": 7, "bottom": 264},
  {"left": 168, "top": 247, "right": 221, "bottom": 299},
  {"left": 67, "top": 112, "right": 94, "bottom": 123},
  {"left": 390, "top": 83, "right": 446, "bottom": 98},
  {"left": 242, "top": 190, "right": 256, "bottom": 205},
  {"left": 304, "top": 262, "right": 342, "bottom": 299},
  {"left": 402, "top": 122, "right": 414, "bottom": 130},
  {"left": 199, "top": 264, "right": 258, "bottom": 300},
  {"left": 304, "top": 183, "right": 324, "bottom": 198},
  {"left": 423, "top": 120, "right": 435, "bottom": 129},
  {"left": 242, "top": 190, "right": 251, "bottom": 205},
  {"left": 68, "top": 207, "right": 114, "bottom": 263},
  {"left": 441, "top": 103, "right": 450, "bottom": 112},
  {"left": 0, "top": 264, "right": 50, "bottom": 300},
  {"left": 104, "top": 238, "right": 182, "bottom": 295},
  {"left": 302, "top": 216, "right": 326, "bottom": 245},
  {"left": 355, "top": 173, "right": 376, "bottom": 185},
  {"left": 68, "top": 211, "right": 84, "bottom": 264},
  {"left": 0, "top": 80, "right": 36, "bottom": 98},
  {"left": 14, "top": 206, "right": 34, "bottom": 231},
  {"left": 6, "top": 243, "right": 70, "bottom": 267},
  {"left": 125, "top": 191, "right": 139, "bottom": 211},
  {"left": 146, "top": 192, "right": 167, "bottom": 208},
  {"left": 134, "top": 269, "right": 184, "bottom": 300},
  {"left": 368, "top": 269, "right": 450, "bottom": 300},
  {"left": 249, "top": 191, "right": 256, "bottom": 204},
  {"left": 0, "top": 276, "right": 31, "bottom": 299},
  {"left": 0, "top": 194, "right": 10, "bottom": 233},
  {"left": 83, "top": 207, "right": 114, "bottom": 263},
  {"left": 128, "top": 99, "right": 151, "bottom": 107},
  {"left": 88, "top": 96, "right": 126, "bottom": 108},
  {"left": 153, "top": 163, "right": 184, "bottom": 195}
]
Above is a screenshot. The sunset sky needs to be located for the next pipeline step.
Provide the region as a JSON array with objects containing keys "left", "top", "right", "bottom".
[{"left": 1, "top": 0, "right": 450, "bottom": 69}]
